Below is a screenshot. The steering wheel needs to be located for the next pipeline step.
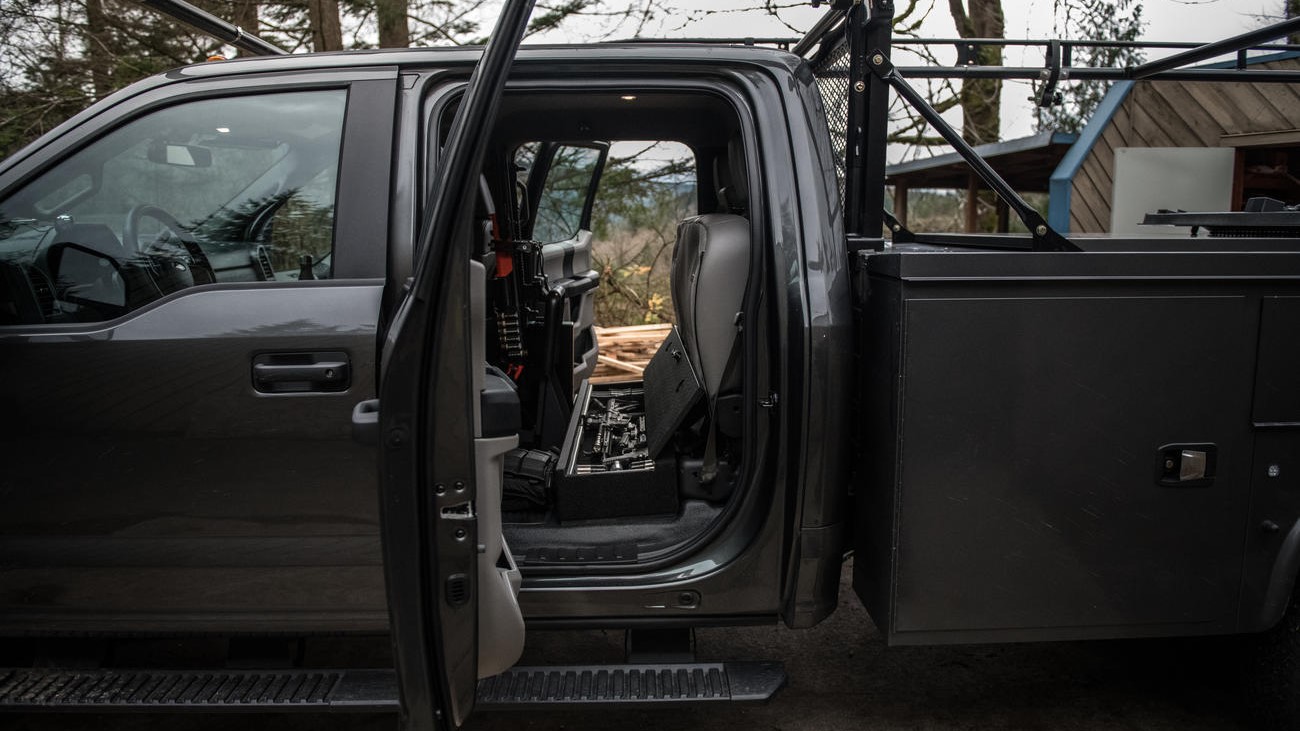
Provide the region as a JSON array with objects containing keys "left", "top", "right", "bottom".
[{"left": 123, "top": 204, "right": 216, "bottom": 285}]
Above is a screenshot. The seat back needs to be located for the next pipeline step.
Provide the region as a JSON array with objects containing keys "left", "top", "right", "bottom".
[{"left": 671, "top": 213, "right": 749, "bottom": 400}]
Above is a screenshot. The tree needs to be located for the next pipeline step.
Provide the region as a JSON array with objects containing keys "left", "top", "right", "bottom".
[
  {"left": 375, "top": 0, "right": 409, "bottom": 48},
  {"left": 0, "top": 0, "right": 670, "bottom": 158},
  {"left": 588, "top": 143, "right": 696, "bottom": 325},
  {"left": 0, "top": 0, "right": 219, "bottom": 158},
  {"left": 1035, "top": 0, "right": 1145, "bottom": 134},
  {"left": 947, "top": 0, "right": 1005, "bottom": 145},
  {"left": 307, "top": 0, "right": 344, "bottom": 51}
]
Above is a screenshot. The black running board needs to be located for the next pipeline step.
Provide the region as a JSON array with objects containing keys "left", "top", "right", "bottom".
[
  {"left": 0, "top": 660, "right": 786, "bottom": 713},
  {"left": 0, "top": 668, "right": 397, "bottom": 712},
  {"left": 475, "top": 661, "right": 786, "bottom": 709}
]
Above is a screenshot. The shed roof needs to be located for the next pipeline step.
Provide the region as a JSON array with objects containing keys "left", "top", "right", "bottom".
[
  {"left": 885, "top": 131, "right": 1079, "bottom": 191},
  {"left": 1049, "top": 50, "right": 1300, "bottom": 232}
]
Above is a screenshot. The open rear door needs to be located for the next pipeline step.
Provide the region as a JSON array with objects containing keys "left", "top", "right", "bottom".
[{"left": 372, "top": 1, "right": 534, "bottom": 728}]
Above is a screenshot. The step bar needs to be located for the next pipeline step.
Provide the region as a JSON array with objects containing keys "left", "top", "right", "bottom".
[
  {"left": 0, "top": 668, "right": 398, "bottom": 712},
  {"left": 476, "top": 661, "right": 786, "bottom": 709},
  {"left": 0, "top": 661, "right": 784, "bottom": 712}
]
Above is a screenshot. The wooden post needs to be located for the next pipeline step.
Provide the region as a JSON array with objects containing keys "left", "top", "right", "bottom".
[
  {"left": 893, "top": 182, "right": 909, "bottom": 227},
  {"left": 995, "top": 197, "right": 1009, "bottom": 233},
  {"left": 965, "top": 175, "right": 979, "bottom": 233}
]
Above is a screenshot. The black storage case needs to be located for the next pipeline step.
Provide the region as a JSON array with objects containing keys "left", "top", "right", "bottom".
[{"left": 554, "top": 327, "right": 704, "bottom": 522}]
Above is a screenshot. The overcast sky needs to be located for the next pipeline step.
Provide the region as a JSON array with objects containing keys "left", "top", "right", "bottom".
[{"left": 577, "top": 0, "right": 1270, "bottom": 43}]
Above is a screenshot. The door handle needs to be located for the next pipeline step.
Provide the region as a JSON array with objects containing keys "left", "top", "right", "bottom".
[
  {"left": 252, "top": 351, "right": 350, "bottom": 393},
  {"left": 351, "top": 399, "right": 380, "bottom": 445},
  {"left": 1156, "top": 443, "right": 1217, "bottom": 487}
]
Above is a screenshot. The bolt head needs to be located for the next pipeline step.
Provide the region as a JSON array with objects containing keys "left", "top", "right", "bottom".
[
  {"left": 1269, "top": 464, "right": 1282, "bottom": 478},
  {"left": 854, "top": 80, "right": 866, "bottom": 93},
  {"left": 871, "top": 53, "right": 885, "bottom": 65},
  {"left": 1035, "top": 224, "right": 1048, "bottom": 236},
  {"left": 385, "top": 428, "right": 407, "bottom": 449}
]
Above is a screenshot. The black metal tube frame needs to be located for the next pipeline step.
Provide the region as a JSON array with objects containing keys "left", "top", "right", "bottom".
[
  {"left": 889, "top": 67, "right": 1300, "bottom": 82},
  {"left": 1127, "top": 16, "right": 1300, "bottom": 78},
  {"left": 868, "top": 51, "right": 1075, "bottom": 251},
  {"left": 806, "top": 10, "right": 1300, "bottom": 251},
  {"left": 137, "top": 0, "right": 286, "bottom": 56}
]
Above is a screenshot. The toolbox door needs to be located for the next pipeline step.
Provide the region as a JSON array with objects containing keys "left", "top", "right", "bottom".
[{"left": 853, "top": 265, "right": 1258, "bottom": 644}]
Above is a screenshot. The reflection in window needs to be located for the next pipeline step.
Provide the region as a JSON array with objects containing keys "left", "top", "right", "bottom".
[{"left": 0, "top": 90, "right": 346, "bottom": 325}]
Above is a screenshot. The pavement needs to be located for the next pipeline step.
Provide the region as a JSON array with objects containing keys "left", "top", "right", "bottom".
[{"left": 11, "top": 559, "right": 1256, "bottom": 730}]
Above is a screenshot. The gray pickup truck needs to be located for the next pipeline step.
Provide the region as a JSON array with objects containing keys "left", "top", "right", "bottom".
[{"left": 4, "top": 0, "right": 1300, "bottom": 728}]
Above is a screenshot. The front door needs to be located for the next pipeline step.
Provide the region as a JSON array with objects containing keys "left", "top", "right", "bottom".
[{"left": 0, "top": 69, "right": 397, "bottom": 635}]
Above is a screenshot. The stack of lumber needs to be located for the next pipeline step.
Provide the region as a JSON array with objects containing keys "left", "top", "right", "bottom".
[{"left": 590, "top": 323, "right": 672, "bottom": 383}]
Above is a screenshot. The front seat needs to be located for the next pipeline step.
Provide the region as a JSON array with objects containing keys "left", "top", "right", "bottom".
[{"left": 671, "top": 212, "right": 749, "bottom": 410}]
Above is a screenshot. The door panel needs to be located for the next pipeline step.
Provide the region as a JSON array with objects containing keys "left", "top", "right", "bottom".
[
  {"left": 524, "top": 142, "right": 608, "bottom": 392},
  {"left": 0, "top": 72, "right": 398, "bottom": 634},
  {"left": 0, "top": 284, "right": 385, "bottom": 633},
  {"left": 376, "top": 2, "right": 535, "bottom": 727}
]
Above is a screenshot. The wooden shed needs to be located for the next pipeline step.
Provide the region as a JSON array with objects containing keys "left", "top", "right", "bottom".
[
  {"left": 886, "top": 131, "right": 1078, "bottom": 232},
  {"left": 1049, "top": 51, "right": 1300, "bottom": 233}
]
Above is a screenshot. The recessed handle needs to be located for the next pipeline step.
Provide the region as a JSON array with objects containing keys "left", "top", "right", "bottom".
[
  {"left": 252, "top": 351, "right": 350, "bottom": 393},
  {"left": 1156, "top": 443, "right": 1217, "bottom": 487}
]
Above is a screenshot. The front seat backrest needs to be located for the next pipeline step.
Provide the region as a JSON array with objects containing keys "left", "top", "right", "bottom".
[{"left": 671, "top": 213, "right": 749, "bottom": 399}]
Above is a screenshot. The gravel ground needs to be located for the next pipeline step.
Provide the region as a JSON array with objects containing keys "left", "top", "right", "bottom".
[{"left": 11, "top": 559, "right": 1255, "bottom": 730}]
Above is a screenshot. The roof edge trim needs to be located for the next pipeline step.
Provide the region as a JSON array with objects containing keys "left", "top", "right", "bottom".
[{"left": 1048, "top": 80, "right": 1134, "bottom": 232}]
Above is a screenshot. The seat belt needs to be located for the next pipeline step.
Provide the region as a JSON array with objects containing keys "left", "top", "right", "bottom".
[{"left": 699, "top": 319, "right": 742, "bottom": 485}]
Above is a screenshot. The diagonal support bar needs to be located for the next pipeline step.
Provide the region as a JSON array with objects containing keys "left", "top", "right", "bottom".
[
  {"left": 867, "top": 49, "right": 1079, "bottom": 252},
  {"left": 137, "top": 0, "right": 287, "bottom": 56},
  {"left": 1127, "top": 17, "right": 1300, "bottom": 80}
]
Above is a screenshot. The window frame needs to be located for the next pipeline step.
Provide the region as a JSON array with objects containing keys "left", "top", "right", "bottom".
[{"left": 0, "top": 67, "right": 397, "bottom": 332}]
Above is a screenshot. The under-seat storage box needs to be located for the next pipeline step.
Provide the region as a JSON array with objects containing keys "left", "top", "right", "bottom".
[
  {"left": 553, "top": 326, "right": 704, "bottom": 522},
  {"left": 554, "top": 380, "right": 678, "bottom": 521}
]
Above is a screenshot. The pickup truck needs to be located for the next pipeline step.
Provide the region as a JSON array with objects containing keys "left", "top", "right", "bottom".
[{"left": 4, "top": 0, "right": 1300, "bottom": 728}]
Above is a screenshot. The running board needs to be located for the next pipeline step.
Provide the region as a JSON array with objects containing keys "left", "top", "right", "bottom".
[
  {"left": 0, "top": 661, "right": 786, "bottom": 712},
  {"left": 475, "top": 661, "right": 786, "bottom": 709},
  {"left": 0, "top": 668, "right": 397, "bottom": 712}
]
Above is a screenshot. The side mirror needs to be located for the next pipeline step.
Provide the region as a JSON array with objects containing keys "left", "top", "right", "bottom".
[
  {"left": 147, "top": 140, "right": 213, "bottom": 168},
  {"left": 47, "top": 242, "right": 129, "bottom": 318}
]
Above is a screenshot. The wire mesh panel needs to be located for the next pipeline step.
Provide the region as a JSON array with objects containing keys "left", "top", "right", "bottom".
[{"left": 810, "top": 38, "right": 852, "bottom": 204}]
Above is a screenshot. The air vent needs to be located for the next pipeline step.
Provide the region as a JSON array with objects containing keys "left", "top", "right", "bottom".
[
  {"left": 445, "top": 573, "right": 471, "bottom": 606},
  {"left": 251, "top": 245, "right": 276, "bottom": 282},
  {"left": 24, "top": 266, "right": 55, "bottom": 318}
]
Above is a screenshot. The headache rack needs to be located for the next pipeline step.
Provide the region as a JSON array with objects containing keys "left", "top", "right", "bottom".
[{"left": 794, "top": 1, "right": 1300, "bottom": 252}]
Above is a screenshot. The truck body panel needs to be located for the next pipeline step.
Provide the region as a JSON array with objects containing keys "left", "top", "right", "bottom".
[{"left": 855, "top": 244, "right": 1300, "bottom": 644}]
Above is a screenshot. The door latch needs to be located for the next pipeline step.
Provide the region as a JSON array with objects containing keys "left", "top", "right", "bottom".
[{"left": 1156, "top": 443, "right": 1217, "bottom": 487}]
